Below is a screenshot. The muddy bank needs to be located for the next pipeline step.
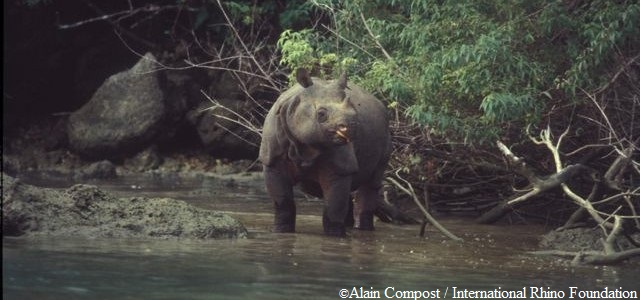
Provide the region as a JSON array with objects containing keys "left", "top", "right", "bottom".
[
  {"left": 2, "top": 173, "right": 247, "bottom": 239},
  {"left": 540, "top": 226, "right": 640, "bottom": 253}
]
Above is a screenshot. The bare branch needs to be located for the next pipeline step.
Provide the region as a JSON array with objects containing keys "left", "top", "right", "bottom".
[
  {"left": 57, "top": 4, "right": 182, "bottom": 29},
  {"left": 603, "top": 140, "right": 636, "bottom": 190},
  {"left": 215, "top": 0, "right": 279, "bottom": 90},
  {"left": 201, "top": 91, "right": 263, "bottom": 138},
  {"left": 595, "top": 53, "right": 640, "bottom": 94},
  {"left": 496, "top": 141, "right": 540, "bottom": 184},
  {"left": 387, "top": 174, "right": 463, "bottom": 241},
  {"left": 477, "top": 141, "right": 586, "bottom": 224},
  {"left": 359, "top": 11, "right": 395, "bottom": 63},
  {"left": 321, "top": 24, "right": 377, "bottom": 59},
  {"left": 580, "top": 88, "right": 620, "bottom": 143}
]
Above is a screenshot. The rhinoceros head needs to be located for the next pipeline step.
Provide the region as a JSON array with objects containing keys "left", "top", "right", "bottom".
[{"left": 282, "top": 68, "right": 357, "bottom": 148}]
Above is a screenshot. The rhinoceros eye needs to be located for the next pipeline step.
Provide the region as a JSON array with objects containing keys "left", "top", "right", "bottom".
[{"left": 316, "top": 107, "right": 328, "bottom": 123}]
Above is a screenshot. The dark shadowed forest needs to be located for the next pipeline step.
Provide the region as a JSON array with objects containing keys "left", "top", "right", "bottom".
[{"left": 4, "top": 0, "right": 639, "bottom": 265}]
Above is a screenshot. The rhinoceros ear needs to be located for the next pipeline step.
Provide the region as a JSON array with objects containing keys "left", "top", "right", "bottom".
[
  {"left": 337, "top": 72, "right": 347, "bottom": 90},
  {"left": 259, "top": 97, "right": 301, "bottom": 166},
  {"left": 296, "top": 68, "right": 313, "bottom": 88}
]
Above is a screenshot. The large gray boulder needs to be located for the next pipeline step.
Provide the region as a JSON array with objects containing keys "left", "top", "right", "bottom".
[{"left": 67, "top": 53, "right": 165, "bottom": 159}]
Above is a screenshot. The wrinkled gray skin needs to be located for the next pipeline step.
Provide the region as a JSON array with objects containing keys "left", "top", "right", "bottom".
[{"left": 259, "top": 69, "right": 391, "bottom": 236}]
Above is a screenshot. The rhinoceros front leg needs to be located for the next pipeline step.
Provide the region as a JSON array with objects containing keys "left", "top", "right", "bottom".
[
  {"left": 264, "top": 163, "right": 296, "bottom": 233},
  {"left": 320, "top": 174, "right": 352, "bottom": 237}
]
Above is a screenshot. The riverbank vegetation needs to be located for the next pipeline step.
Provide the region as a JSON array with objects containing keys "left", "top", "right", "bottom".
[{"left": 281, "top": 0, "right": 639, "bottom": 264}]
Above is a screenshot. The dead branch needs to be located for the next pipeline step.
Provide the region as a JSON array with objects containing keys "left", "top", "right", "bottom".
[
  {"left": 320, "top": 24, "right": 377, "bottom": 59},
  {"left": 78, "top": 1, "right": 286, "bottom": 95},
  {"left": 530, "top": 125, "right": 616, "bottom": 228},
  {"left": 57, "top": 4, "right": 183, "bottom": 30},
  {"left": 201, "top": 91, "right": 263, "bottom": 144},
  {"left": 476, "top": 141, "right": 585, "bottom": 224},
  {"left": 603, "top": 215, "right": 623, "bottom": 254},
  {"left": 387, "top": 174, "right": 463, "bottom": 241},
  {"left": 492, "top": 123, "right": 639, "bottom": 264},
  {"left": 496, "top": 141, "right": 540, "bottom": 184},
  {"left": 557, "top": 181, "right": 601, "bottom": 230},
  {"left": 603, "top": 139, "right": 637, "bottom": 190},
  {"left": 594, "top": 53, "right": 640, "bottom": 95},
  {"left": 358, "top": 11, "right": 394, "bottom": 63},
  {"left": 215, "top": 0, "right": 279, "bottom": 90},
  {"left": 376, "top": 191, "right": 420, "bottom": 225}
]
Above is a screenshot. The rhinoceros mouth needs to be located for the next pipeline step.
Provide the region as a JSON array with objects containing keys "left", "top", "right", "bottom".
[
  {"left": 332, "top": 125, "right": 351, "bottom": 144},
  {"left": 335, "top": 129, "right": 349, "bottom": 141}
]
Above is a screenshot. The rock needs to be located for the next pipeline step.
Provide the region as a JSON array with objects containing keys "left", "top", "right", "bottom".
[
  {"left": 187, "top": 101, "right": 259, "bottom": 159},
  {"left": 123, "top": 146, "right": 163, "bottom": 172},
  {"left": 1, "top": 173, "right": 247, "bottom": 239},
  {"left": 74, "top": 160, "right": 117, "bottom": 179},
  {"left": 43, "top": 116, "right": 69, "bottom": 150},
  {"left": 67, "top": 53, "right": 166, "bottom": 159}
]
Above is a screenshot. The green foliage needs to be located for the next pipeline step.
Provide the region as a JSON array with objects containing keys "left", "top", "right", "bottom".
[
  {"left": 279, "top": 1, "right": 316, "bottom": 29},
  {"left": 193, "top": 1, "right": 317, "bottom": 35},
  {"left": 218, "top": 0, "right": 316, "bottom": 29},
  {"left": 223, "top": 1, "right": 255, "bottom": 25},
  {"left": 540, "top": 1, "right": 640, "bottom": 94},
  {"left": 278, "top": 0, "right": 640, "bottom": 144},
  {"left": 277, "top": 29, "right": 357, "bottom": 83},
  {"left": 277, "top": 29, "right": 317, "bottom": 73},
  {"left": 480, "top": 93, "right": 538, "bottom": 123}
]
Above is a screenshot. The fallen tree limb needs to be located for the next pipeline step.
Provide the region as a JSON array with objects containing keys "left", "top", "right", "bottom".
[
  {"left": 387, "top": 175, "right": 463, "bottom": 241},
  {"left": 376, "top": 191, "right": 420, "bottom": 225},
  {"left": 530, "top": 126, "right": 611, "bottom": 227},
  {"left": 476, "top": 141, "right": 585, "bottom": 224}
]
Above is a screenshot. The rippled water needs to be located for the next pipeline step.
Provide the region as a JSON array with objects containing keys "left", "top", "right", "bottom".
[{"left": 3, "top": 173, "right": 639, "bottom": 299}]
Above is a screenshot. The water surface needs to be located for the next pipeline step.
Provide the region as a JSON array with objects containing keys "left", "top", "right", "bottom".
[{"left": 4, "top": 173, "right": 638, "bottom": 299}]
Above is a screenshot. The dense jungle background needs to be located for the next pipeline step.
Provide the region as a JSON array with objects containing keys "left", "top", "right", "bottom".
[{"left": 4, "top": 0, "right": 639, "bottom": 263}]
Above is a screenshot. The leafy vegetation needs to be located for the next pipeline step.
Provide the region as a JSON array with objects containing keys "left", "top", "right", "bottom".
[
  {"left": 275, "top": 0, "right": 639, "bottom": 242},
  {"left": 277, "top": 0, "right": 639, "bottom": 144}
]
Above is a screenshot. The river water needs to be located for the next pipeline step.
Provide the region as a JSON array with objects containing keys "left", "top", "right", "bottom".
[{"left": 3, "top": 173, "right": 639, "bottom": 299}]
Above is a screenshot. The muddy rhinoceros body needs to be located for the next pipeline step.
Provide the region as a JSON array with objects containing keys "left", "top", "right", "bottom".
[{"left": 259, "top": 69, "right": 391, "bottom": 236}]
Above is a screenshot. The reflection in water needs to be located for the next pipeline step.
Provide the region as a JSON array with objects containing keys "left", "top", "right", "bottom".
[{"left": 3, "top": 173, "right": 639, "bottom": 299}]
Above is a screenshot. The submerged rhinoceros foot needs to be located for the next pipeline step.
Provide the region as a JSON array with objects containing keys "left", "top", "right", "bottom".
[
  {"left": 273, "top": 223, "right": 295, "bottom": 233},
  {"left": 354, "top": 219, "right": 374, "bottom": 231},
  {"left": 323, "top": 215, "right": 346, "bottom": 237}
]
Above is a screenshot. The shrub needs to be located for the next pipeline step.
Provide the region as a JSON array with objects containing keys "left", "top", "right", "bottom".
[{"left": 278, "top": 0, "right": 640, "bottom": 144}]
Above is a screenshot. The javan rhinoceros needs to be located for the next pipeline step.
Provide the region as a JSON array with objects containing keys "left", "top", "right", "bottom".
[{"left": 259, "top": 69, "right": 391, "bottom": 236}]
